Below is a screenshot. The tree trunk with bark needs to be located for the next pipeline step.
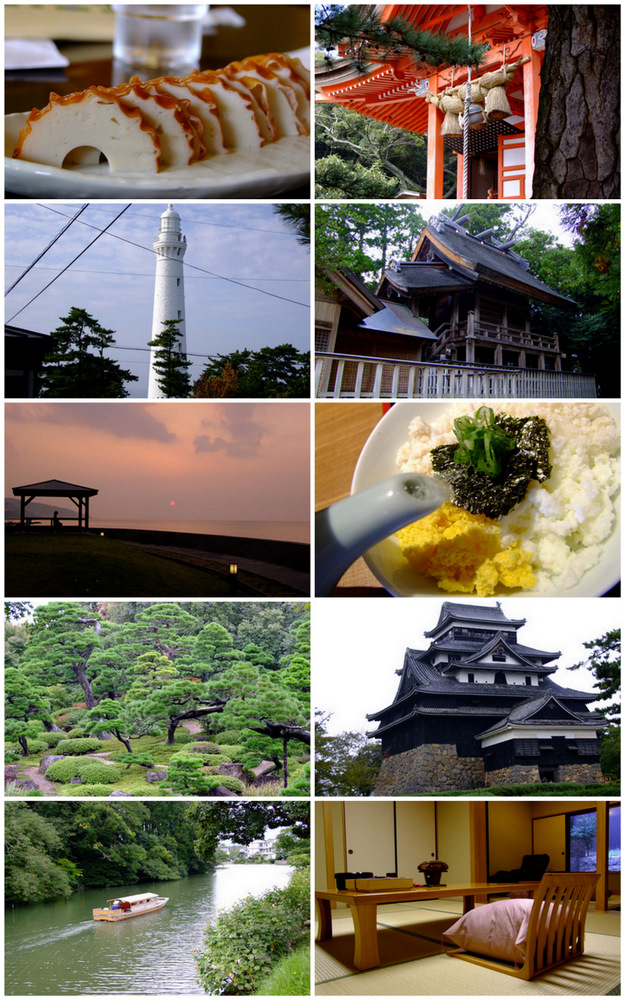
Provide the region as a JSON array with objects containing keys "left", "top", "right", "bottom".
[{"left": 533, "top": 6, "right": 620, "bottom": 197}]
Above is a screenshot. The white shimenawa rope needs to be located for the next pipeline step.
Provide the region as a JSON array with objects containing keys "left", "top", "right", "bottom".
[{"left": 462, "top": 4, "right": 472, "bottom": 200}]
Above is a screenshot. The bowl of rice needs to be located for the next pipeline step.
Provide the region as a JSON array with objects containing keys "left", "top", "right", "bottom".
[{"left": 351, "top": 401, "right": 620, "bottom": 597}]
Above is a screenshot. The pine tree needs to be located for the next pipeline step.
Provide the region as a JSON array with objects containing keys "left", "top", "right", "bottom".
[
  {"left": 147, "top": 318, "right": 192, "bottom": 398},
  {"left": 40, "top": 307, "right": 138, "bottom": 398}
]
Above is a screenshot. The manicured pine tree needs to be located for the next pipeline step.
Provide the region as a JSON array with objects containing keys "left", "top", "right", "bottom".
[
  {"left": 40, "top": 307, "right": 138, "bottom": 397},
  {"left": 147, "top": 318, "right": 192, "bottom": 398}
]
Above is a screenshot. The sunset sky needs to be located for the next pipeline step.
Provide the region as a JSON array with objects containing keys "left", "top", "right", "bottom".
[
  {"left": 4, "top": 203, "right": 310, "bottom": 396},
  {"left": 5, "top": 401, "right": 310, "bottom": 525}
]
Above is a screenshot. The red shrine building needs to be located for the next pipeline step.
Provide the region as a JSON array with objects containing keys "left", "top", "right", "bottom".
[{"left": 316, "top": 4, "right": 549, "bottom": 199}]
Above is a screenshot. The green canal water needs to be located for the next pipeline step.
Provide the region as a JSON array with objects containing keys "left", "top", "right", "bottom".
[{"left": 5, "top": 863, "right": 294, "bottom": 995}]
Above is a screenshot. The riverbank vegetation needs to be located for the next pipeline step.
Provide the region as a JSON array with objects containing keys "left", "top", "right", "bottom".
[
  {"left": 5, "top": 601, "right": 310, "bottom": 796},
  {"left": 5, "top": 801, "right": 310, "bottom": 904}
]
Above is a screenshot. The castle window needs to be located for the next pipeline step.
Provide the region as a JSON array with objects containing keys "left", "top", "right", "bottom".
[
  {"left": 492, "top": 652, "right": 506, "bottom": 662},
  {"left": 525, "top": 676, "right": 532, "bottom": 685},
  {"left": 467, "top": 672, "right": 475, "bottom": 683},
  {"left": 494, "top": 671, "right": 507, "bottom": 684}
]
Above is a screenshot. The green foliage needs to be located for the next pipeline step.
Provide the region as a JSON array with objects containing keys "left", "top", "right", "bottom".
[
  {"left": 316, "top": 152, "right": 400, "bottom": 199},
  {"left": 65, "top": 727, "right": 87, "bottom": 739},
  {"left": 39, "top": 307, "right": 137, "bottom": 398},
  {"left": 315, "top": 202, "right": 426, "bottom": 289},
  {"left": 272, "top": 204, "right": 310, "bottom": 247},
  {"left": 46, "top": 757, "right": 122, "bottom": 784},
  {"left": 316, "top": 103, "right": 433, "bottom": 197},
  {"left": 55, "top": 737, "right": 108, "bottom": 755},
  {"left": 61, "top": 784, "right": 124, "bottom": 797},
  {"left": 193, "top": 345, "right": 310, "bottom": 399},
  {"left": 5, "top": 804, "right": 75, "bottom": 903},
  {"left": 252, "top": 944, "right": 310, "bottom": 996},
  {"left": 194, "top": 869, "right": 310, "bottom": 994},
  {"left": 315, "top": 714, "right": 382, "bottom": 796},
  {"left": 600, "top": 726, "right": 620, "bottom": 779},
  {"left": 147, "top": 318, "right": 192, "bottom": 398},
  {"left": 315, "top": 5, "right": 488, "bottom": 70},
  {"left": 167, "top": 755, "right": 242, "bottom": 795},
  {"left": 211, "top": 729, "right": 241, "bottom": 744},
  {"left": 42, "top": 732, "right": 64, "bottom": 747},
  {"left": 570, "top": 628, "right": 620, "bottom": 723}
]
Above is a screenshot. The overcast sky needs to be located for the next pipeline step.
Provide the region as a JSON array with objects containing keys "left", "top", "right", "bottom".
[
  {"left": 5, "top": 401, "right": 310, "bottom": 525},
  {"left": 313, "top": 597, "right": 618, "bottom": 735},
  {"left": 4, "top": 202, "right": 311, "bottom": 397}
]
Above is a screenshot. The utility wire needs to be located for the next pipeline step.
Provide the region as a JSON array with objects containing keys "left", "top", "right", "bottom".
[
  {"left": 6, "top": 205, "right": 132, "bottom": 325},
  {"left": 36, "top": 204, "right": 309, "bottom": 309},
  {"left": 4, "top": 204, "right": 89, "bottom": 296}
]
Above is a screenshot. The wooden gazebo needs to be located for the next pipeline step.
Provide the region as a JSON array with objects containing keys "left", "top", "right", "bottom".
[{"left": 12, "top": 479, "right": 99, "bottom": 530}]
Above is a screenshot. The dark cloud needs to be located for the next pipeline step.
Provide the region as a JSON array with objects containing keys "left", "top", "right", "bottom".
[
  {"left": 7, "top": 403, "right": 176, "bottom": 442},
  {"left": 194, "top": 408, "right": 265, "bottom": 457}
]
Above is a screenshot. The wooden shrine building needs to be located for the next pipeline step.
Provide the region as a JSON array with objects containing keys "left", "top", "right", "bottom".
[
  {"left": 12, "top": 479, "right": 99, "bottom": 530},
  {"left": 367, "top": 602, "right": 607, "bottom": 794},
  {"left": 316, "top": 4, "right": 549, "bottom": 199},
  {"left": 316, "top": 210, "right": 597, "bottom": 398}
]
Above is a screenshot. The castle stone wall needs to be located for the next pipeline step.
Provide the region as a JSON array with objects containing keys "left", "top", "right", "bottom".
[{"left": 374, "top": 744, "right": 484, "bottom": 795}]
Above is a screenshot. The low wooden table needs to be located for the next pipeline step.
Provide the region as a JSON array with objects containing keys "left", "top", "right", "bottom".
[{"left": 316, "top": 881, "right": 540, "bottom": 970}]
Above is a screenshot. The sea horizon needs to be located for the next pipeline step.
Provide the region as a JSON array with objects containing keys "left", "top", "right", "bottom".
[{"left": 91, "top": 518, "right": 310, "bottom": 544}]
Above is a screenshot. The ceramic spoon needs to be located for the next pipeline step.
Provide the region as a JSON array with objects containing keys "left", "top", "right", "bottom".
[{"left": 315, "top": 473, "right": 448, "bottom": 596}]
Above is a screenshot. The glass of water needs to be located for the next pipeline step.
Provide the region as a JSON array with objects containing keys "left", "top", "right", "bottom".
[{"left": 112, "top": 5, "right": 209, "bottom": 76}]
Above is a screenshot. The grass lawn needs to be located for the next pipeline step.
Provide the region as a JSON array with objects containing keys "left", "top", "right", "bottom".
[
  {"left": 413, "top": 780, "right": 620, "bottom": 797},
  {"left": 5, "top": 534, "right": 236, "bottom": 597}
]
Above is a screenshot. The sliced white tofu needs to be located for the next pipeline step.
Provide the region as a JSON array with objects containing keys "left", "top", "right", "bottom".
[
  {"left": 106, "top": 82, "right": 201, "bottom": 168},
  {"left": 184, "top": 72, "right": 265, "bottom": 151},
  {"left": 12, "top": 86, "right": 161, "bottom": 172}
]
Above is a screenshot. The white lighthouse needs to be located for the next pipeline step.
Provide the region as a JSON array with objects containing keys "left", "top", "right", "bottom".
[{"left": 147, "top": 204, "right": 187, "bottom": 399}]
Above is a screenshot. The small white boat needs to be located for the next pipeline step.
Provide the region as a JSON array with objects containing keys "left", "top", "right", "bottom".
[{"left": 92, "top": 892, "right": 169, "bottom": 921}]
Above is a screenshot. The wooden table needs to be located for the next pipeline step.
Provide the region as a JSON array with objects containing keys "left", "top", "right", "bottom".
[
  {"left": 316, "top": 881, "right": 540, "bottom": 970},
  {"left": 315, "top": 402, "right": 387, "bottom": 594}
]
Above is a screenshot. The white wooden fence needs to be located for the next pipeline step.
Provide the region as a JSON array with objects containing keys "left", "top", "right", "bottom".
[{"left": 315, "top": 354, "right": 597, "bottom": 399}]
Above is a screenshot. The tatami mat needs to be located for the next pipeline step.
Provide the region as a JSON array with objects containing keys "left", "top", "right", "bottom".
[{"left": 316, "top": 903, "right": 621, "bottom": 996}]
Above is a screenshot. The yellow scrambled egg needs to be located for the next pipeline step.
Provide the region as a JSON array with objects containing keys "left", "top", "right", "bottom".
[{"left": 396, "top": 501, "right": 534, "bottom": 596}]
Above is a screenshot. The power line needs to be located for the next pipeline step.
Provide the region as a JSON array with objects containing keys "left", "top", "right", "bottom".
[
  {"left": 36, "top": 204, "right": 309, "bottom": 309},
  {"left": 6, "top": 205, "right": 132, "bottom": 325},
  {"left": 4, "top": 204, "right": 89, "bottom": 296},
  {"left": 6, "top": 263, "right": 308, "bottom": 282}
]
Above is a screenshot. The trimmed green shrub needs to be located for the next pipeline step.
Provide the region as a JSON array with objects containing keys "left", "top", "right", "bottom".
[
  {"left": 173, "top": 730, "right": 196, "bottom": 744},
  {"left": 65, "top": 727, "right": 86, "bottom": 739},
  {"left": 55, "top": 738, "right": 106, "bottom": 755},
  {"left": 189, "top": 741, "right": 222, "bottom": 754},
  {"left": 215, "top": 744, "right": 244, "bottom": 758},
  {"left": 41, "top": 731, "right": 64, "bottom": 747},
  {"left": 61, "top": 784, "right": 125, "bottom": 797},
  {"left": 209, "top": 729, "right": 241, "bottom": 745},
  {"left": 195, "top": 868, "right": 310, "bottom": 994},
  {"left": 46, "top": 757, "right": 121, "bottom": 784},
  {"left": 201, "top": 754, "right": 234, "bottom": 767},
  {"left": 24, "top": 738, "right": 47, "bottom": 756}
]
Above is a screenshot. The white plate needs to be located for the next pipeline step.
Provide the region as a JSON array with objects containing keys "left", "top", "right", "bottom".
[
  {"left": 352, "top": 401, "right": 621, "bottom": 597},
  {"left": 5, "top": 113, "right": 310, "bottom": 198}
]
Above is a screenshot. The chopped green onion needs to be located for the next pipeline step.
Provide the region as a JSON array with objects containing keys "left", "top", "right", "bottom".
[{"left": 452, "top": 406, "right": 516, "bottom": 477}]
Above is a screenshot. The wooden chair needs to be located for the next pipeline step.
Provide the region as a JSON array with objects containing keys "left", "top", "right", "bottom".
[{"left": 447, "top": 872, "right": 600, "bottom": 980}]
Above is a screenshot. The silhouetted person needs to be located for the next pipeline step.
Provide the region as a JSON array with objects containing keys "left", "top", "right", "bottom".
[{"left": 52, "top": 511, "right": 63, "bottom": 534}]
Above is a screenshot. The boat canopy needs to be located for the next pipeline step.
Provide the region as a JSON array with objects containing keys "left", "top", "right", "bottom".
[{"left": 107, "top": 893, "right": 159, "bottom": 904}]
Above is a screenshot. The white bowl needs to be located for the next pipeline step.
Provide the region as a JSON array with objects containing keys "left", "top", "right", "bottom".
[{"left": 351, "top": 401, "right": 621, "bottom": 597}]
